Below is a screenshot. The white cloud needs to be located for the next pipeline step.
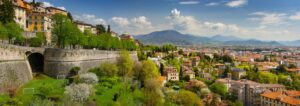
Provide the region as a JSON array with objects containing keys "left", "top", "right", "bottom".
[
  {"left": 57, "top": 7, "right": 66, "bottom": 11},
  {"left": 166, "top": 9, "right": 241, "bottom": 35},
  {"left": 25, "top": 0, "right": 33, "bottom": 2},
  {"left": 111, "top": 16, "right": 154, "bottom": 34},
  {"left": 289, "top": 12, "right": 300, "bottom": 20},
  {"left": 226, "top": 0, "right": 247, "bottom": 8},
  {"left": 205, "top": 2, "right": 220, "bottom": 6},
  {"left": 110, "top": 17, "right": 130, "bottom": 27},
  {"left": 179, "top": 1, "right": 199, "bottom": 5},
  {"left": 131, "top": 16, "right": 152, "bottom": 28},
  {"left": 42, "top": 2, "right": 53, "bottom": 7},
  {"left": 74, "top": 14, "right": 107, "bottom": 25},
  {"left": 164, "top": 9, "right": 296, "bottom": 41},
  {"left": 249, "top": 12, "right": 287, "bottom": 25}
]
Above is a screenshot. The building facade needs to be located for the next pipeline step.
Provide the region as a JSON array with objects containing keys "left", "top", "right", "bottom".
[
  {"left": 260, "top": 90, "right": 300, "bottom": 106},
  {"left": 13, "top": 0, "right": 32, "bottom": 30},
  {"left": 75, "top": 20, "right": 97, "bottom": 34}
]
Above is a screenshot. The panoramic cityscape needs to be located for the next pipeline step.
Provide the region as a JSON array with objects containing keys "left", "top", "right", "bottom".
[{"left": 1, "top": 0, "right": 300, "bottom": 106}]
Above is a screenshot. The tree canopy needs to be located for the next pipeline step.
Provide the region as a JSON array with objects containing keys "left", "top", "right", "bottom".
[{"left": 0, "top": 0, "right": 15, "bottom": 24}]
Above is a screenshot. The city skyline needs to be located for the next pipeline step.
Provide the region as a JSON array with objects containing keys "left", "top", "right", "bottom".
[{"left": 25, "top": 0, "right": 300, "bottom": 41}]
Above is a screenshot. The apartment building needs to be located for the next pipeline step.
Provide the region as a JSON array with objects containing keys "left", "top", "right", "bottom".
[{"left": 260, "top": 90, "right": 300, "bottom": 106}]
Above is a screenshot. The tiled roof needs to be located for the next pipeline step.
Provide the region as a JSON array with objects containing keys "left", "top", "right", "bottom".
[{"left": 261, "top": 90, "right": 300, "bottom": 105}]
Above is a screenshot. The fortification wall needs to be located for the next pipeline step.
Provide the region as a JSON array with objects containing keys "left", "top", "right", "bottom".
[
  {"left": 44, "top": 48, "right": 138, "bottom": 77},
  {"left": 0, "top": 47, "right": 33, "bottom": 93}
]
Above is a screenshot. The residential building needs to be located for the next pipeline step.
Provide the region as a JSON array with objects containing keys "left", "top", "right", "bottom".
[
  {"left": 231, "top": 68, "right": 246, "bottom": 80},
  {"left": 13, "top": 0, "right": 32, "bottom": 30},
  {"left": 182, "top": 66, "right": 195, "bottom": 80},
  {"left": 46, "top": 7, "right": 68, "bottom": 16},
  {"left": 27, "top": 12, "right": 52, "bottom": 32},
  {"left": 246, "top": 84, "right": 285, "bottom": 106},
  {"left": 110, "top": 31, "right": 118, "bottom": 37},
  {"left": 216, "top": 79, "right": 285, "bottom": 106},
  {"left": 260, "top": 90, "right": 300, "bottom": 106},
  {"left": 120, "top": 34, "right": 134, "bottom": 40},
  {"left": 164, "top": 67, "right": 179, "bottom": 81},
  {"left": 191, "top": 56, "right": 200, "bottom": 67},
  {"left": 183, "top": 59, "right": 192, "bottom": 67},
  {"left": 74, "top": 20, "right": 97, "bottom": 34}
]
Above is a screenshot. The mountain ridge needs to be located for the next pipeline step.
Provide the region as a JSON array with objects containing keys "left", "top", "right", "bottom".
[{"left": 135, "top": 30, "right": 286, "bottom": 46}]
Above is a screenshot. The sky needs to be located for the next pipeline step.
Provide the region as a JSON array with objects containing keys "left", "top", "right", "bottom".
[{"left": 26, "top": 0, "right": 300, "bottom": 41}]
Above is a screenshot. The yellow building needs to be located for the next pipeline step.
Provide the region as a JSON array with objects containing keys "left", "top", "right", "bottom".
[
  {"left": 26, "top": 7, "right": 67, "bottom": 45},
  {"left": 26, "top": 12, "right": 52, "bottom": 32}
]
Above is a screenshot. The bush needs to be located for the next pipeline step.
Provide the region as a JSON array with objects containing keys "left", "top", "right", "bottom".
[
  {"left": 90, "top": 63, "right": 118, "bottom": 77},
  {"left": 209, "top": 83, "right": 228, "bottom": 97},
  {"left": 79, "top": 73, "right": 99, "bottom": 84},
  {"left": 64, "top": 84, "right": 92, "bottom": 102}
]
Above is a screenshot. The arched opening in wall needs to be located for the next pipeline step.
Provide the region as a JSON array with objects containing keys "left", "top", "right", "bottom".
[{"left": 28, "top": 53, "right": 44, "bottom": 72}]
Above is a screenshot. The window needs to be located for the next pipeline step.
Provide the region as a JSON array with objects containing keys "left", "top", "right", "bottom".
[{"left": 34, "top": 26, "right": 38, "bottom": 31}]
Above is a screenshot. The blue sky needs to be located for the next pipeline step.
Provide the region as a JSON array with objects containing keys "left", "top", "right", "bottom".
[{"left": 28, "top": 0, "right": 300, "bottom": 41}]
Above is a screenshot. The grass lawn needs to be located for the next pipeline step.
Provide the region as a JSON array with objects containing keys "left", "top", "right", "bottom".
[
  {"left": 0, "top": 94, "right": 10, "bottom": 105},
  {"left": 14, "top": 74, "right": 67, "bottom": 105}
]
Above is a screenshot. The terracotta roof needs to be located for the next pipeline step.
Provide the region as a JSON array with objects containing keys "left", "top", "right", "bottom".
[
  {"left": 287, "top": 68, "right": 300, "bottom": 72},
  {"left": 261, "top": 90, "right": 300, "bottom": 105},
  {"left": 281, "top": 96, "right": 300, "bottom": 105},
  {"left": 14, "top": 0, "right": 32, "bottom": 10}
]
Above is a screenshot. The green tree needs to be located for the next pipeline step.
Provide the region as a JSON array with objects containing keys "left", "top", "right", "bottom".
[
  {"left": 174, "top": 90, "right": 203, "bottom": 106},
  {"left": 29, "top": 0, "right": 43, "bottom": 10},
  {"left": 136, "top": 60, "right": 160, "bottom": 82},
  {"left": 28, "top": 32, "right": 45, "bottom": 47},
  {"left": 107, "top": 25, "right": 111, "bottom": 33},
  {"left": 0, "top": 0, "right": 15, "bottom": 24},
  {"left": 277, "top": 65, "right": 288, "bottom": 73},
  {"left": 68, "top": 24, "right": 83, "bottom": 49},
  {"left": 67, "top": 12, "right": 73, "bottom": 21},
  {"left": 117, "top": 50, "right": 134, "bottom": 82},
  {"left": 209, "top": 83, "right": 228, "bottom": 97},
  {"left": 258, "top": 71, "right": 278, "bottom": 84},
  {"left": 288, "top": 64, "right": 297, "bottom": 69},
  {"left": 166, "top": 58, "right": 181, "bottom": 71},
  {"left": 96, "top": 24, "right": 106, "bottom": 34},
  {"left": 143, "top": 79, "right": 164, "bottom": 106},
  {"left": 5, "top": 22, "right": 24, "bottom": 44},
  {"left": 0, "top": 22, "right": 8, "bottom": 40},
  {"left": 52, "top": 14, "right": 73, "bottom": 48},
  {"left": 94, "top": 63, "right": 118, "bottom": 77}
]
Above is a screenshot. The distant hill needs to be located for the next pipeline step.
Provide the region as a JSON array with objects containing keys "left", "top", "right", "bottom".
[
  {"left": 135, "top": 30, "right": 216, "bottom": 45},
  {"left": 135, "top": 30, "right": 284, "bottom": 46},
  {"left": 223, "top": 39, "right": 283, "bottom": 46},
  {"left": 211, "top": 35, "right": 244, "bottom": 42},
  {"left": 280, "top": 40, "right": 300, "bottom": 46}
]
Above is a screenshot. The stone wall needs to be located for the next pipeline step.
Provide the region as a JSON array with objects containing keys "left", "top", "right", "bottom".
[
  {"left": 0, "top": 44, "right": 138, "bottom": 93},
  {"left": 0, "top": 47, "right": 33, "bottom": 93},
  {"left": 44, "top": 48, "right": 138, "bottom": 77}
]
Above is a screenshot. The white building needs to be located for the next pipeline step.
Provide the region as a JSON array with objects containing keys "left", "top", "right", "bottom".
[{"left": 74, "top": 20, "right": 97, "bottom": 34}]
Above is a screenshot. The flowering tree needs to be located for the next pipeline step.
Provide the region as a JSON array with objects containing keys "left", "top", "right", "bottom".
[
  {"left": 64, "top": 83, "right": 92, "bottom": 102},
  {"left": 79, "top": 73, "right": 99, "bottom": 84}
]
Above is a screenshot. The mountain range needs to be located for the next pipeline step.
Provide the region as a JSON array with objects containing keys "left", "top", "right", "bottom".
[{"left": 135, "top": 30, "right": 298, "bottom": 46}]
